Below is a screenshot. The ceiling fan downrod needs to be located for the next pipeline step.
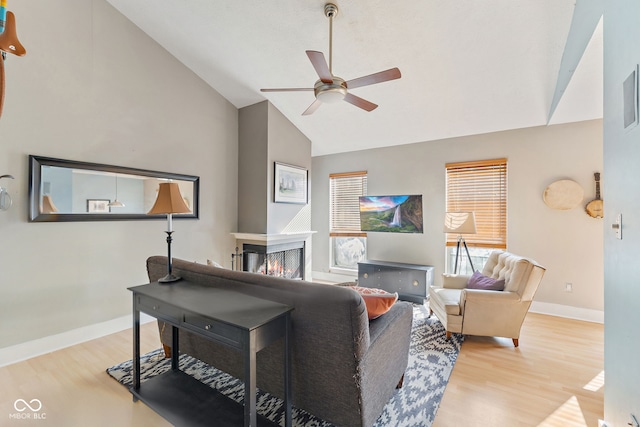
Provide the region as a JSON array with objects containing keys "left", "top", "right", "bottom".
[{"left": 325, "top": 3, "right": 338, "bottom": 74}]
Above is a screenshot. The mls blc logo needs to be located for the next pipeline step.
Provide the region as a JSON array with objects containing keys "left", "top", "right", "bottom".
[{"left": 10, "top": 399, "right": 46, "bottom": 420}]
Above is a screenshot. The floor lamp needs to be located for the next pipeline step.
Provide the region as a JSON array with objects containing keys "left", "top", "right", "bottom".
[
  {"left": 148, "top": 182, "right": 191, "bottom": 283},
  {"left": 444, "top": 212, "right": 477, "bottom": 274}
]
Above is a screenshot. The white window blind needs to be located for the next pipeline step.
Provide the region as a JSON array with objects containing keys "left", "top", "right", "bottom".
[
  {"left": 445, "top": 159, "right": 507, "bottom": 249},
  {"left": 330, "top": 171, "right": 367, "bottom": 236}
]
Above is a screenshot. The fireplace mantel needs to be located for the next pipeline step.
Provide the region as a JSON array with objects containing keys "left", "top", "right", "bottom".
[{"left": 231, "top": 231, "right": 316, "bottom": 245}]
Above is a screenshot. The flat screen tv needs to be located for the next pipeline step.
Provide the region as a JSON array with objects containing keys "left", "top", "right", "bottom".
[{"left": 359, "top": 195, "right": 423, "bottom": 233}]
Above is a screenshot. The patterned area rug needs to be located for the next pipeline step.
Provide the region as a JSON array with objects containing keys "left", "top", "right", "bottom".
[{"left": 107, "top": 304, "right": 463, "bottom": 427}]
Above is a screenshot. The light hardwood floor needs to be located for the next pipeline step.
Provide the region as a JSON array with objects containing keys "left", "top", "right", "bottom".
[
  {"left": 434, "top": 313, "right": 604, "bottom": 427},
  {"left": 0, "top": 313, "right": 603, "bottom": 426},
  {"left": 0, "top": 322, "right": 171, "bottom": 426}
]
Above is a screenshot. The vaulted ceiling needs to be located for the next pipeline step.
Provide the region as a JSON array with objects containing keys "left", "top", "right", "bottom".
[{"left": 105, "top": 0, "right": 603, "bottom": 156}]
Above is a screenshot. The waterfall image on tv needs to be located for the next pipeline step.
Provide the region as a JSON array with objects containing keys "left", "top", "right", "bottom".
[{"left": 359, "top": 195, "right": 423, "bottom": 233}]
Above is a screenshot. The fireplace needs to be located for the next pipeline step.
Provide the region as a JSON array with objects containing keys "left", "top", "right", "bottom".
[
  {"left": 242, "top": 241, "right": 304, "bottom": 280},
  {"left": 231, "top": 232, "right": 315, "bottom": 281}
]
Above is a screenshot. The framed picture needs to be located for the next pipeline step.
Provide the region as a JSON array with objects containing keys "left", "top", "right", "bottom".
[
  {"left": 274, "top": 162, "right": 308, "bottom": 204},
  {"left": 87, "top": 199, "right": 111, "bottom": 213}
]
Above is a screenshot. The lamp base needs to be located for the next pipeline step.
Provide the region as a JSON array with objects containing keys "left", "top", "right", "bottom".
[
  {"left": 453, "top": 235, "right": 476, "bottom": 274},
  {"left": 158, "top": 274, "right": 182, "bottom": 283}
]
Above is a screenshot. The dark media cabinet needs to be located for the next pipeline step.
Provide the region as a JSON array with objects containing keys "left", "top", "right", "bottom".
[{"left": 357, "top": 260, "right": 434, "bottom": 304}]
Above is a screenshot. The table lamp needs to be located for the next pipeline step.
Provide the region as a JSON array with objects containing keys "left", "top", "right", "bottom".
[
  {"left": 444, "top": 211, "right": 477, "bottom": 274},
  {"left": 148, "top": 182, "right": 191, "bottom": 283}
]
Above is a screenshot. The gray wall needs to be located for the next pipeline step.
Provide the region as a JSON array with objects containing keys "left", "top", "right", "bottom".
[
  {"left": 238, "top": 102, "right": 269, "bottom": 233},
  {"left": 603, "top": 0, "right": 640, "bottom": 424},
  {"left": 237, "top": 101, "right": 312, "bottom": 235},
  {"left": 0, "top": 0, "right": 238, "bottom": 350},
  {"left": 312, "top": 120, "right": 603, "bottom": 318},
  {"left": 266, "top": 102, "right": 312, "bottom": 234}
]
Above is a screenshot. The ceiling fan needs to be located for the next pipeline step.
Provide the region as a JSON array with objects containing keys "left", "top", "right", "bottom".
[{"left": 261, "top": 3, "right": 401, "bottom": 115}]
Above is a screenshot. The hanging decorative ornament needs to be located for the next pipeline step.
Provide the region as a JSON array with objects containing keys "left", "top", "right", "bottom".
[{"left": 0, "top": 0, "right": 27, "bottom": 118}]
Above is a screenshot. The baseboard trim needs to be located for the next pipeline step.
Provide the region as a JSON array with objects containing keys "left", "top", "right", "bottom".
[
  {"left": 529, "top": 301, "right": 604, "bottom": 324},
  {"left": 0, "top": 313, "right": 156, "bottom": 368}
]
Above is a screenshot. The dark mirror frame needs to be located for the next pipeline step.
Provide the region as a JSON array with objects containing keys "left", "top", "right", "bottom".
[{"left": 28, "top": 155, "right": 200, "bottom": 222}]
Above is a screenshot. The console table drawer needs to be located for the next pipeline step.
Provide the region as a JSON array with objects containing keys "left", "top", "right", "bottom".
[
  {"left": 184, "top": 314, "right": 242, "bottom": 348},
  {"left": 137, "top": 295, "right": 182, "bottom": 323}
]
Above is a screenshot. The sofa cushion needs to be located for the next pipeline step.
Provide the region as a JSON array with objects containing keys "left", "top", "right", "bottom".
[
  {"left": 348, "top": 286, "right": 398, "bottom": 320},
  {"left": 466, "top": 271, "right": 505, "bottom": 291}
]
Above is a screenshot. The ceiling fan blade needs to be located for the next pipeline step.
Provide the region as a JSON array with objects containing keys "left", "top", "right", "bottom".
[
  {"left": 343, "top": 93, "right": 378, "bottom": 112},
  {"left": 306, "top": 50, "right": 333, "bottom": 84},
  {"left": 345, "top": 67, "right": 401, "bottom": 90},
  {"left": 261, "top": 88, "right": 314, "bottom": 92},
  {"left": 302, "top": 99, "right": 322, "bottom": 116}
]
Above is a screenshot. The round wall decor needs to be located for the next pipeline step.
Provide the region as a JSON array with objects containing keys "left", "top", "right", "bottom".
[{"left": 543, "top": 179, "right": 584, "bottom": 210}]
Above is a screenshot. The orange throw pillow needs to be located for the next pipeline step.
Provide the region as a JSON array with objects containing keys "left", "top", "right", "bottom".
[{"left": 348, "top": 286, "right": 398, "bottom": 320}]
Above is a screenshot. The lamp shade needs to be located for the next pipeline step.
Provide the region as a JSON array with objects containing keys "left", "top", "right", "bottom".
[
  {"left": 108, "top": 175, "right": 125, "bottom": 208},
  {"left": 444, "top": 211, "right": 476, "bottom": 234},
  {"left": 42, "top": 194, "right": 59, "bottom": 213},
  {"left": 148, "top": 182, "right": 191, "bottom": 215},
  {"left": 108, "top": 199, "right": 125, "bottom": 208}
]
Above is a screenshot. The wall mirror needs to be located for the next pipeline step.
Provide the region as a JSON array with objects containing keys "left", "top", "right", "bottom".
[{"left": 28, "top": 155, "right": 199, "bottom": 222}]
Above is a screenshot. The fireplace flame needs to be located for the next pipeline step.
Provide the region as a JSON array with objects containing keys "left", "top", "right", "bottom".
[
  {"left": 258, "top": 258, "right": 299, "bottom": 279},
  {"left": 267, "top": 259, "right": 284, "bottom": 276}
]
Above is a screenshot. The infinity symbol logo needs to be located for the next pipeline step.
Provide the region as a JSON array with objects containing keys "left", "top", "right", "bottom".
[{"left": 14, "top": 399, "right": 42, "bottom": 412}]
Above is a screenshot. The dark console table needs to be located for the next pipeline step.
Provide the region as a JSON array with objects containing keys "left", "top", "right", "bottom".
[
  {"left": 129, "top": 281, "right": 293, "bottom": 427},
  {"left": 358, "top": 260, "right": 434, "bottom": 304}
]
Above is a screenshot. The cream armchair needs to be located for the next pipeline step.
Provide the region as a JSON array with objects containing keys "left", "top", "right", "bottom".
[{"left": 428, "top": 250, "right": 545, "bottom": 347}]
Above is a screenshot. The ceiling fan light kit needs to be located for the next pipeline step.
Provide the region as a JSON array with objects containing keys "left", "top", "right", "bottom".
[
  {"left": 260, "top": 3, "right": 401, "bottom": 115},
  {"left": 315, "top": 76, "right": 347, "bottom": 103}
]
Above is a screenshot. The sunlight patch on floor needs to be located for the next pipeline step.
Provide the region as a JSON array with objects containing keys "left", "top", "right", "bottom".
[
  {"left": 538, "top": 396, "right": 587, "bottom": 427},
  {"left": 583, "top": 370, "right": 605, "bottom": 392}
]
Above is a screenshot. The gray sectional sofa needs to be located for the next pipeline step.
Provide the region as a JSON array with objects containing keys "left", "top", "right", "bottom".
[{"left": 147, "top": 256, "right": 413, "bottom": 427}]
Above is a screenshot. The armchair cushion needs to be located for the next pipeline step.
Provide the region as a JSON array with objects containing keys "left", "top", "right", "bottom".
[
  {"left": 461, "top": 288, "right": 522, "bottom": 303},
  {"left": 466, "top": 271, "right": 505, "bottom": 291},
  {"left": 430, "top": 287, "right": 463, "bottom": 315},
  {"left": 441, "top": 274, "right": 470, "bottom": 289}
]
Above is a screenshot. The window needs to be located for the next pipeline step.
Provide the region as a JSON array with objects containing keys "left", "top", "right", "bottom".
[
  {"left": 445, "top": 158, "right": 507, "bottom": 274},
  {"left": 330, "top": 171, "right": 367, "bottom": 271}
]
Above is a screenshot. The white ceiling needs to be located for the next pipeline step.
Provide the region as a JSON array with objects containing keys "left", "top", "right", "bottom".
[{"left": 105, "top": 0, "right": 603, "bottom": 156}]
